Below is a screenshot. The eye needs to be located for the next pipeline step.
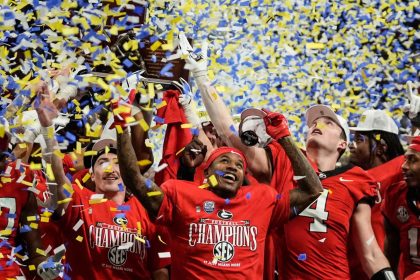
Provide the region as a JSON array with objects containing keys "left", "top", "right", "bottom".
[{"left": 236, "top": 163, "right": 243, "bottom": 169}]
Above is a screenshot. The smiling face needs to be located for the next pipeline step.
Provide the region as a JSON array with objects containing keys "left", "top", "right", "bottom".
[
  {"left": 402, "top": 149, "right": 420, "bottom": 189},
  {"left": 205, "top": 152, "right": 245, "bottom": 198},
  {"left": 306, "top": 116, "right": 347, "bottom": 155},
  {"left": 90, "top": 153, "right": 124, "bottom": 194}
]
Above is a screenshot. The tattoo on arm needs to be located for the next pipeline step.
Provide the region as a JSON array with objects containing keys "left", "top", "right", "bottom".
[
  {"left": 117, "top": 129, "right": 163, "bottom": 219},
  {"left": 278, "top": 137, "right": 322, "bottom": 214}
]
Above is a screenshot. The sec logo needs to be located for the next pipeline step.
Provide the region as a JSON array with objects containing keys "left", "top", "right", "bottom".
[{"left": 213, "top": 241, "right": 234, "bottom": 262}]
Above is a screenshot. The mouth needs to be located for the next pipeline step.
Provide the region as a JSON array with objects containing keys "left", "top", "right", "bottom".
[
  {"left": 311, "top": 129, "right": 322, "bottom": 135},
  {"left": 103, "top": 175, "right": 119, "bottom": 181},
  {"left": 221, "top": 172, "right": 237, "bottom": 183}
]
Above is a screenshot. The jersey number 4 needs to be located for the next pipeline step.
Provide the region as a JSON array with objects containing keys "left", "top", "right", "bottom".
[
  {"left": 408, "top": 228, "right": 420, "bottom": 265},
  {"left": 299, "top": 190, "right": 329, "bottom": 233},
  {"left": 0, "top": 197, "right": 17, "bottom": 235}
]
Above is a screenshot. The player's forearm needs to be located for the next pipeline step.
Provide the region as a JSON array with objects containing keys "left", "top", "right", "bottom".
[
  {"left": 131, "top": 111, "right": 154, "bottom": 174},
  {"left": 117, "top": 129, "right": 163, "bottom": 218},
  {"left": 40, "top": 126, "right": 69, "bottom": 210},
  {"left": 278, "top": 137, "right": 322, "bottom": 195},
  {"left": 195, "top": 76, "right": 236, "bottom": 144}
]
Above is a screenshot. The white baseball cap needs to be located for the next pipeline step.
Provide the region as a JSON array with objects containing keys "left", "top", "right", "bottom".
[
  {"left": 349, "top": 110, "right": 398, "bottom": 135},
  {"left": 305, "top": 105, "right": 350, "bottom": 142}
]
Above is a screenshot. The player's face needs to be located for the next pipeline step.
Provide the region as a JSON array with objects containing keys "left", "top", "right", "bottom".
[
  {"left": 402, "top": 149, "right": 420, "bottom": 189},
  {"left": 306, "top": 117, "right": 347, "bottom": 153},
  {"left": 91, "top": 153, "right": 124, "bottom": 194},
  {"left": 206, "top": 153, "right": 245, "bottom": 198},
  {"left": 349, "top": 132, "right": 371, "bottom": 169}
]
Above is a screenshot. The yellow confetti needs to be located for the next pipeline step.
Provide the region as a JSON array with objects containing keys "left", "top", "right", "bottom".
[
  {"left": 135, "top": 235, "right": 146, "bottom": 243},
  {"left": 40, "top": 217, "right": 49, "bottom": 223},
  {"left": 150, "top": 40, "right": 162, "bottom": 51},
  {"left": 36, "top": 248, "right": 46, "bottom": 256},
  {"left": 29, "top": 223, "right": 38, "bottom": 229},
  {"left": 147, "top": 191, "right": 162, "bottom": 197},
  {"left": 29, "top": 265, "right": 36, "bottom": 271},
  {"left": 76, "top": 235, "right": 83, "bottom": 242},
  {"left": 57, "top": 198, "right": 73, "bottom": 205},
  {"left": 89, "top": 199, "right": 108, "bottom": 204},
  {"left": 209, "top": 175, "right": 218, "bottom": 187},
  {"left": 306, "top": 42, "right": 325, "bottom": 49},
  {"left": 181, "top": 123, "right": 193, "bottom": 129},
  {"left": 138, "top": 119, "right": 149, "bottom": 131},
  {"left": 137, "top": 159, "right": 152, "bottom": 166}
]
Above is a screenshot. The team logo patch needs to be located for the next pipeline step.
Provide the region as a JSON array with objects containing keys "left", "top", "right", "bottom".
[
  {"left": 203, "top": 201, "right": 215, "bottom": 214},
  {"left": 113, "top": 216, "right": 128, "bottom": 226},
  {"left": 217, "top": 210, "right": 233, "bottom": 220},
  {"left": 213, "top": 241, "right": 234, "bottom": 262},
  {"left": 396, "top": 206, "right": 409, "bottom": 223},
  {"left": 108, "top": 245, "right": 127, "bottom": 266}
]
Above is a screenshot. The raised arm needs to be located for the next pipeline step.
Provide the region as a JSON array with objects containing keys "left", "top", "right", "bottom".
[
  {"left": 263, "top": 111, "right": 323, "bottom": 214},
  {"left": 180, "top": 35, "right": 271, "bottom": 182},
  {"left": 35, "top": 85, "right": 71, "bottom": 214},
  {"left": 117, "top": 127, "right": 164, "bottom": 219}
]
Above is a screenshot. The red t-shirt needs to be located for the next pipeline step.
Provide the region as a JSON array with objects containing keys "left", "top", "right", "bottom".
[
  {"left": 157, "top": 179, "right": 290, "bottom": 280},
  {"left": 57, "top": 185, "right": 167, "bottom": 279},
  {"left": 0, "top": 162, "right": 30, "bottom": 277},
  {"left": 368, "top": 155, "right": 404, "bottom": 249},
  {"left": 283, "top": 165, "right": 377, "bottom": 280},
  {"left": 382, "top": 181, "right": 420, "bottom": 279},
  {"left": 348, "top": 155, "right": 404, "bottom": 280}
]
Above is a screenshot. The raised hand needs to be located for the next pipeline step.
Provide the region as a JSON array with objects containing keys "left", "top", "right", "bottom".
[
  {"left": 404, "top": 81, "right": 420, "bottom": 119},
  {"left": 179, "top": 32, "right": 208, "bottom": 78},
  {"left": 110, "top": 99, "right": 133, "bottom": 130},
  {"left": 35, "top": 82, "right": 59, "bottom": 127},
  {"left": 181, "top": 137, "right": 208, "bottom": 168},
  {"left": 262, "top": 109, "right": 291, "bottom": 141},
  {"left": 37, "top": 248, "right": 65, "bottom": 280}
]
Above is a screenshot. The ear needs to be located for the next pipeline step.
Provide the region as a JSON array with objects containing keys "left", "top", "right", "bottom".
[
  {"left": 89, "top": 167, "right": 95, "bottom": 182},
  {"left": 337, "top": 139, "right": 347, "bottom": 152}
]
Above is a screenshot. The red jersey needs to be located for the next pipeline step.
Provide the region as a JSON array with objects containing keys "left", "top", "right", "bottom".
[
  {"left": 283, "top": 165, "right": 377, "bottom": 280},
  {"left": 382, "top": 181, "right": 420, "bottom": 279},
  {"left": 57, "top": 185, "right": 167, "bottom": 279},
  {"left": 348, "top": 155, "right": 404, "bottom": 280},
  {"left": 0, "top": 162, "right": 31, "bottom": 277},
  {"left": 157, "top": 179, "right": 290, "bottom": 280},
  {"left": 368, "top": 155, "right": 404, "bottom": 249}
]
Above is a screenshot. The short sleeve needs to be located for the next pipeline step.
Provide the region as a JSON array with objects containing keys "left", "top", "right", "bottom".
[
  {"left": 54, "top": 185, "right": 86, "bottom": 229},
  {"left": 156, "top": 179, "right": 177, "bottom": 226},
  {"left": 345, "top": 168, "right": 378, "bottom": 206},
  {"left": 269, "top": 191, "right": 290, "bottom": 229},
  {"left": 148, "top": 225, "right": 172, "bottom": 271}
]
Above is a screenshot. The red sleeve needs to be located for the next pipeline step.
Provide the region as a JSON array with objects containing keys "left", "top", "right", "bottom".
[
  {"left": 148, "top": 225, "right": 172, "bottom": 271},
  {"left": 368, "top": 155, "right": 404, "bottom": 196},
  {"left": 381, "top": 181, "right": 404, "bottom": 225},
  {"left": 269, "top": 190, "right": 290, "bottom": 229},
  {"left": 55, "top": 184, "right": 88, "bottom": 229},
  {"left": 156, "top": 179, "right": 177, "bottom": 226},
  {"left": 62, "top": 153, "right": 75, "bottom": 174},
  {"left": 266, "top": 142, "right": 295, "bottom": 193},
  {"left": 345, "top": 167, "right": 378, "bottom": 205}
]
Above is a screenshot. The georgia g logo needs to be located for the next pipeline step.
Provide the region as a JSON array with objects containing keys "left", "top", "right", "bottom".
[
  {"left": 113, "top": 216, "right": 128, "bottom": 226},
  {"left": 217, "top": 210, "right": 233, "bottom": 220}
]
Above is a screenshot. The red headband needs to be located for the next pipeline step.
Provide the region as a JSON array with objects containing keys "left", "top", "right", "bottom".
[
  {"left": 409, "top": 136, "right": 420, "bottom": 152},
  {"left": 203, "top": 147, "right": 247, "bottom": 171}
]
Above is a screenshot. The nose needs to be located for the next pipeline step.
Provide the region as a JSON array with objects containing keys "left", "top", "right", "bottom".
[{"left": 401, "top": 160, "right": 409, "bottom": 172}]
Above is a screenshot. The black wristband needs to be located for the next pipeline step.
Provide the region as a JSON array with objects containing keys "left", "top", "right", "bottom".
[{"left": 370, "top": 268, "right": 396, "bottom": 280}]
